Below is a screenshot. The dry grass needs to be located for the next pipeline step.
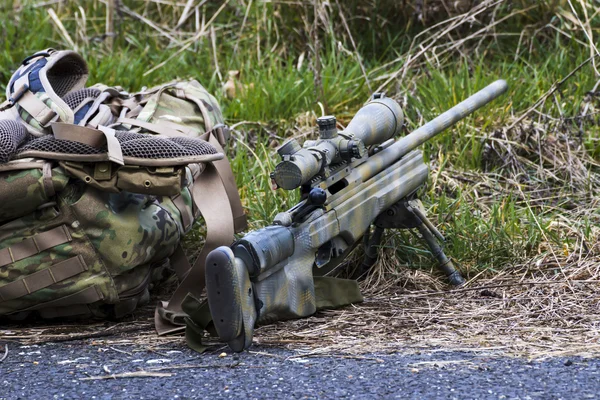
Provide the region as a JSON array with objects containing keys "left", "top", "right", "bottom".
[{"left": 255, "top": 254, "right": 600, "bottom": 360}]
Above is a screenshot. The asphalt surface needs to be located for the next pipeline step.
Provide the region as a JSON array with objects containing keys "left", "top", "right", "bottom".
[{"left": 0, "top": 340, "right": 598, "bottom": 400}]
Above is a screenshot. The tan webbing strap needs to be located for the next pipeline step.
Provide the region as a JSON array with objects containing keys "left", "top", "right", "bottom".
[
  {"left": 204, "top": 132, "right": 248, "bottom": 233},
  {"left": 42, "top": 162, "right": 56, "bottom": 198},
  {"left": 97, "top": 126, "right": 124, "bottom": 165},
  {"left": 125, "top": 105, "right": 144, "bottom": 119},
  {"left": 169, "top": 244, "right": 193, "bottom": 282},
  {"left": 119, "top": 97, "right": 139, "bottom": 112},
  {"left": 171, "top": 193, "right": 193, "bottom": 232},
  {"left": 51, "top": 123, "right": 124, "bottom": 166},
  {"left": 155, "top": 162, "right": 235, "bottom": 335},
  {"left": 87, "top": 105, "right": 114, "bottom": 129},
  {"left": 52, "top": 123, "right": 106, "bottom": 147},
  {"left": 17, "top": 90, "right": 57, "bottom": 127},
  {"left": 186, "top": 163, "right": 203, "bottom": 218},
  {"left": 0, "top": 225, "right": 72, "bottom": 267},
  {"left": 116, "top": 117, "right": 197, "bottom": 137},
  {"left": 0, "top": 255, "right": 88, "bottom": 302}
]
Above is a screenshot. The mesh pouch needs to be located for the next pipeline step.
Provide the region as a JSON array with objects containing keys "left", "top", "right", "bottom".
[{"left": 0, "top": 120, "right": 29, "bottom": 163}]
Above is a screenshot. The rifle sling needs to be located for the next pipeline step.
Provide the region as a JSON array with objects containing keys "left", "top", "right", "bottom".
[{"left": 313, "top": 276, "right": 364, "bottom": 310}]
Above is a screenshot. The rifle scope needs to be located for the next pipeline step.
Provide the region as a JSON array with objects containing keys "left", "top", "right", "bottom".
[{"left": 272, "top": 95, "right": 404, "bottom": 190}]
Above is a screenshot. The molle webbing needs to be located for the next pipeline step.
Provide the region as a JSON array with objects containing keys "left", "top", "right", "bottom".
[
  {"left": 27, "top": 285, "right": 103, "bottom": 311},
  {"left": 0, "top": 255, "right": 87, "bottom": 302},
  {"left": 0, "top": 225, "right": 71, "bottom": 267}
]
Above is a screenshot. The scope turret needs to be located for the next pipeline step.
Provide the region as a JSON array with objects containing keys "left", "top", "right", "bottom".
[{"left": 317, "top": 116, "right": 337, "bottom": 139}]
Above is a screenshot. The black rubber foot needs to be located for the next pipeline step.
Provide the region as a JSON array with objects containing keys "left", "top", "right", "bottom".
[
  {"left": 447, "top": 270, "right": 466, "bottom": 287},
  {"left": 205, "top": 247, "right": 243, "bottom": 342}
]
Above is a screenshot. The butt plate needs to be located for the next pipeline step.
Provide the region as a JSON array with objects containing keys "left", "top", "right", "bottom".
[{"left": 205, "top": 247, "right": 243, "bottom": 341}]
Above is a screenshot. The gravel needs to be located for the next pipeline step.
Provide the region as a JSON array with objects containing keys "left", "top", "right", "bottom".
[{"left": 1, "top": 341, "right": 598, "bottom": 399}]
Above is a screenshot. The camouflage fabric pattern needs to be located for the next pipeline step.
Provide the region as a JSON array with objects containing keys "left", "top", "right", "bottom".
[
  {"left": 0, "top": 76, "right": 219, "bottom": 318},
  {"left": 0, "top": 197, "right": 120, "bottom": 316},
  {"left": 71, "top": 190, "right": 180, "bottom": 291},
  {"left": 0, "top": 165, "right": 68, "bottom": 223},
  {"left": 0, "top": 164, "right": 196, "bottom": 318},
  {"left": 137, "top": 80, "right": 224, "bottom": 134}
]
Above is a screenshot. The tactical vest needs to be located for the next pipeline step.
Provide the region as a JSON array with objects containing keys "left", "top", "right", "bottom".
[{"left": 0, "top": 49, "right": 246, "bottom": 334}]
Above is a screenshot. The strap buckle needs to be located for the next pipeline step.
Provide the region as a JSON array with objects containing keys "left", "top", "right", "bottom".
[
  {"left": 212, "top": 123, "right": 230, "bottom": 146},
  {"left": 0, "top": 83, "right": 32, "bottom": 111},
  {"left": 6, "top": 83, "right": 29, "bottom": 107}
]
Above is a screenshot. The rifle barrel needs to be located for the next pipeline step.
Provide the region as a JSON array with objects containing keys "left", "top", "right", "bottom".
[{"left": 359, "top": 79, "right": 508, "bottom": 181}]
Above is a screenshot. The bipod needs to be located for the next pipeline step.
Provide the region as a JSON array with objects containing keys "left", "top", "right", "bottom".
[{"left": 358, "top": 198, "right": 465, "bottom": 286}]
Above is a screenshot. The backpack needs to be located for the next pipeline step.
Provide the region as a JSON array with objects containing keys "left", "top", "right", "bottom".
[{"left": 0, "top": 49, "right": 246, "bottom": 334}]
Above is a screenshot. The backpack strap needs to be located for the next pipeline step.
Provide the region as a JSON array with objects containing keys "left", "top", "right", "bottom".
[
  {"left": 115, "top": 117, "right": 198, "bottom": 137},
  {"left": 154, "top": 126, "right": 247, "bottom": 334},
  {"left": 1, "top": 49, "right": 89, "bottom": 136},
  {"left": 201, "top": 125, "right": 247, "bottom": 232},
  {"left": 155, "top": 161, "right": 235, "bottom": 334}
]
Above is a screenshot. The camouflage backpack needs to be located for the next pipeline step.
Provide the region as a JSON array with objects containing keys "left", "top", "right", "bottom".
[{"left": 0, "top": 49, "right": 246, "bottom": 333}]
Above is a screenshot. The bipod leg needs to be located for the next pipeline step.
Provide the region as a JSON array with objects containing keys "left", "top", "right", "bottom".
[
  {"left": 354, "top": 226, "right": 385, "bottom": 279},
  {"left": 413, "top": 220, "right": 465, "bottom": 286},
  {"left": 375, "top": 198, "right": 465, "bottom": 286}
]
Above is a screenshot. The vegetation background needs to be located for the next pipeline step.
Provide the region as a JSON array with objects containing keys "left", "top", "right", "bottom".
[
  {"left": 0, "top": 0, "right": 600, "bottom": 358},
  {"left": 2, "top": 1, "right": 600, "bottom": 353}
]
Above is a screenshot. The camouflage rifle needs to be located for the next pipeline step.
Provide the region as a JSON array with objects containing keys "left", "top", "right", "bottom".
[{"left": 203, "top": 80, "right": 508, "bottom": 352}]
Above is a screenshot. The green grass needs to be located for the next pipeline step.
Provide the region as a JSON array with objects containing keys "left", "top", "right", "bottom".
[{"left": 3, "top": 0, "right": 600, "bottom": 280}]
